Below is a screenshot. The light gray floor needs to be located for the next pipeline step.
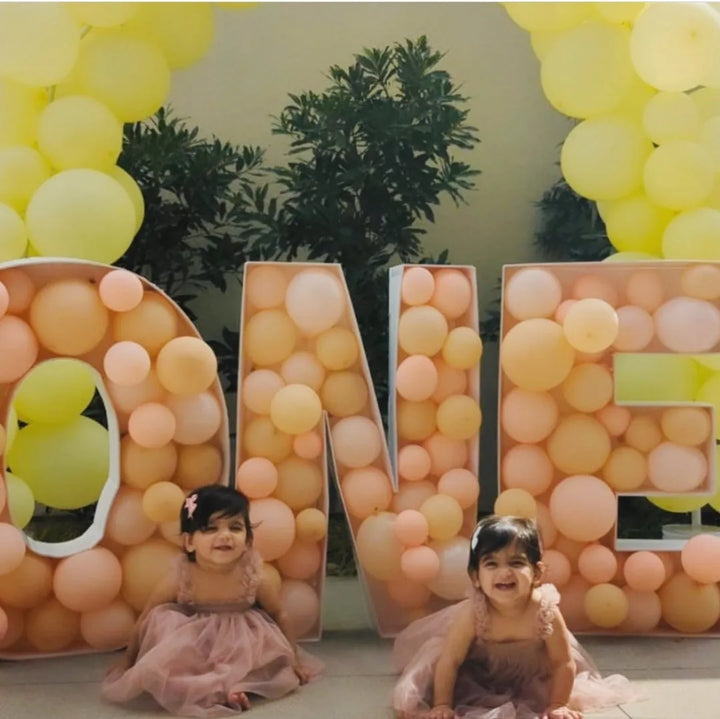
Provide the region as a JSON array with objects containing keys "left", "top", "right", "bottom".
[{"left": 1, "top": 578, "right": 719, "bottom": 718}]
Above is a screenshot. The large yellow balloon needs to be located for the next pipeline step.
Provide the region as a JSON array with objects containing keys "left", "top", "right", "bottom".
[
  {"left": 0, "top": 4, "right": 79, "bottom": 87},
  {"left": 107, "top": 166, "right": 145, "bottom": 232},
  {"left": 13, "top": 359, "right": 96, "bottom": 424},
  {"left": 25, "top": 169, "right": 136, "bottom": 263},
  {"left": 37, "top": 95, "right": 123, "bottom": 172},
  {"left": 663, "top": 208, "right": 720, "bottom": 261},
  {"left": 0, "top": 204, "right": 28, "bottom": 261},
  {"left": 642, "top": 92, "right": 700, "bottom": 145},
  {"left": 561, "top": 116, "right": 651, "bottom": 200},
  {"left": 0, "top": 78, "right": 47, "bottom": 148},
  {"left": 7, "top": 417, "right": 110, "bottom": 510},
  {"left": 602, "top": 194, "right": 673, "bottom": 255},
  {"left": 594, "top": 3, "right": 646, "bottom": 25},
  {"left": 541, "top": 21, "right": 634, "bottom": 119},
  {"left": 504, "top": 3, "right": 593, "bottom": 33},
  {"left": 615, "top": 354, "right": 699, "bottom": 403},
  {"left": 67, "top": 2, "right": 138, "bottom": 27},
  {"left": 0, "top": 147, "right": 51, "bottom": 213}
]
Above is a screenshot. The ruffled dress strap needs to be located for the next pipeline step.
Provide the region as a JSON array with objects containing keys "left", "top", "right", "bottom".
[
  {"left": 471, "top": 587, "right": 490, "bottom": 640},
  {"left": 536, "top": 583, "right": 561, "bottom": 640},
  {"left": 238, "top": 548, "right": 263, "bottom": 603},
  {"left": 175, "top": 555, "right": 194, "bottom": 604}
]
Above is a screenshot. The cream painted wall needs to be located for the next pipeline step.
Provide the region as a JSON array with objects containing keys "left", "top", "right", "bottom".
[{"left": 167, "top": 2, "right": 574, "bottom": 504}]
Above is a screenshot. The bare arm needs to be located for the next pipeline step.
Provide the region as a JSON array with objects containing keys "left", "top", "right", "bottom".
[{"left": 542, "top": 608, "right": 582, "bottom": 719}]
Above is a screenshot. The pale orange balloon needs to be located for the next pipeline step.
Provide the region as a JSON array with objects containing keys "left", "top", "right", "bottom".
[
  {"left": 393, "top": 509, "right": 429, "bottom": 546},
  {"left": 547, "top": 414, "right": 611, "bottom": 474},
  {"left": 554, "top": 535, "right": 585, "bottom": 572},
  {"left": 54, "top": 548, "right": 122, "bottom": 612},
  {"left": 596, "top": 404, "right": 632, "bottom": 437},
  {"left": 0, "top": 606, "right": 24, "bottom": 649},
  {"left": 30, "top": 279, "right": 109, "bottom": 355},
  {"left": 613, "top": 305, "right": 654, "bottom": 351},
  {"left": 423, "top": 433, "right": 469, "bottom": 475},
  {"left": 293, "top": 431, "right": 323, "bottom": 460},
  {"left": 584, "top": 583, "right": 628, "bottom": 628},
  {"left": 681, "top": 534, "right": 720, "bottom": 584},
  {"left": 602, "top": 445, "right": 647, "bottom": 491},
  {"left": 245, "top": 265, "right": 287, "bottom": 309},
  {"left": 105, "top": 486, "right": 157, "bottom": 545},
  {"left": 626, "top": 270, "right": 664, "bottom": 312},
  {"left": 280, "top": 351, "right": 326, "bottom": 391},
  {"left": 619, "top": 587, "right": 662, "bottom": 633},
  {"left": 166, "top": 392, "right": 223, "bottom": 445},
  {"left": 248, "top": 498, "right": 296, "bottom": 561},
  {"left": 295, "top": 507, "right": 327, "bottom": 542},
  {"left": 396, "top": 355, "right": 438, "bottom": 401},
  {"left": 392, "top": 480, "right": 436, "bottom": 513},
  {"left": 623, "top": 551, "right": 666, "bottom": 592},
  {"left": 397, "top": 444, "right": 432, "bottom": 481},
  {"left": 387, "top": 577, "right": 431, "bottom": 609},
  {"left": 276, "top": 540, "right": 322, "bottom": 580},
  {"left": 681, "top": 264, "right": 720, "bottom": 300},
  {"left": 112, "top": 293, "right": 179, "bottom": 357},
  {"left": 397, "top": 399, "right": 437, "bottom": 441},
  {"left": 501, "top": 388, "right": 559, "bottom": 443},
  {"left": 159, "top": 519, "right": 183, "bottom": 547},
  {"left": 542, "top": 548, "right": 572, "bottom": 587},
  {"left": 331, "top": 416, "right": 383, "bottom": 468},
  {"left": 578, "top": 544, "right": 618, "bottom": 584},
  {"left": 0, "top": 522, "right": 26, "bottom": 575},
  {"left": 535, "top": 502, "right": 557, "bottom": 548},
  {"left": 437, "top": 468, "right": 479, "bottom": 509},
  {"left": 562, "top": 298, "right": 619, "bottom": 353},
  {"left": 243, "top": 416, "right": 293, "bottom": 463},
  {"left": 142, "top": 481, "right": 186, "bottom": 523},
  {"left": 401, "top": 545, "right": 440, "bottom": 582},
  {"left": 420, "top": 494, "right": 463, "bottom": 541},
  {"left": 550, "top": 476, "right": 616, "bottom": 542},
  {"left": 572, "top": 274, "right": 619, "bottom": 306},
  {"left": 647, "top": 442, "right": 707, "bottom": 492},
  {"left": 401, "top": 266, "right": 435, "bottom": 306},
  {"left": 504, "top": 267, "right": 562, "bottom": 320},
  {"left": 106, "top": 368, "right": 165, "bottom": 418},
  {"left": 121, "top": 435, "right": 178, "bottom": 490},
  {"left": 625, "top": 415, "right": 662, "bottom": 452},
  {"left": 314, "top": 327, "right": 359, "bottom": 370},
  {"left": 25, "top": 598, "right": 80, "bottom": 652},
  {"left": 661, "top": 407, "right": 711, "bottom": 445},
  {"left": 0, "top": 268, "right": 35, "bottom": 313},
  {"left": 436, "top": 395, "right": 481, "bottom": 440},
  {"left": 235, "top": 456, "right": 278, "bottom": 499},
  {"left": 356, "top": 512, "right": 402, "bottom": 581},
  {"left": 121, "top": 539, "right": 179, "bottom": 611},
  {"left": 262, "top": 563, "right": 283, "bottom": 596},
  {"left": 659, "top": 572, "right": 720, "bottom": 633},
  {"left": 398, "top": 305, "right": 448, "bottom": 356},
  {"left": 284, "top": 269, "right": 345, "bottom": 336},
  {"left": 554, "top": 299, "right": 577, "bottom": 324},
  {"left": 0, "top": 554, "right": 53, "bottom": 609},
  {"left": 0, "top": 316, "right": 38, "bottom": 383},
  {"left": 321, "top": 371, "right": 368, "bottom": 416},
  {"left": 274, "top": 457, "right": 323, "bottom": 511},
  {"left": 128, "top": 401, "right": 176, "bottom": 448},
  {"left": 243, "top": 309, "right": 297, "bottom": 367},
  {"left": 501, "top": 444, "right": 554, "bottom": 496},
  {"left": 98, "top": 269, "right": 144, "bottom": 312},
  {"left": 341, "top": 466, "right": 393, "bottom": 519},
  {"left": 104, "top": 340, "right": 151, "bottom": 387},
  {"left": 280, "top": 580, "right": 320, "bottom": 638},
  {"left": 441, "top": 327, "right": 483, "bottom": 370},
  {"left": 80, "top": 598, "right": 136, "bottom": 650},
  {"left": 430, "top": 269, "right": 472, "bottom": 319},
  {"left": 426, "top": 537, "right": 472, "bottom": 600},
  {"left": 494, "top": 488, "right": 537, "bottom": 519},
  {"left": 241, "top": 369, "right": 284, "bottom": 415},
  {"left": 156, "top": 337, "right": 218, "bottom": 395},
  {"left": 561, "top": 363, "right": 613, "bottom": 412},
  {"left": 432, "top": 358, "right": 468, "bottom": 402},
  {"left": 174, "top": 443, "right": 223, "bottom": 490}
]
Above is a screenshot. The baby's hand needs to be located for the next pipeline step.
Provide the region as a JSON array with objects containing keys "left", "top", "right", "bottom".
[
  {"left": 542, "top": 705, "right": 583, "bottom": 719},
  {"left": 428, "top": 704, "right": 455, "bottom": 719}
]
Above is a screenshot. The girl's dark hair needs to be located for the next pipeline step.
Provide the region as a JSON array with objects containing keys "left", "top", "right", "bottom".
[
  {"left": 468, "top": 515, "right": 542, "bottom": 573},
  {"left": 180, "top": 484, "right": 253, "bottom": 561}
]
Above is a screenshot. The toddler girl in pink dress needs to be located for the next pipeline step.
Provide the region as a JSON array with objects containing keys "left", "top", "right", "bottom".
[
  {"left": 102, "top": 484, "right": 322, "bottom": 717},
  {"left": 392, "top": 515, "right": 641, "bottom": 719}
]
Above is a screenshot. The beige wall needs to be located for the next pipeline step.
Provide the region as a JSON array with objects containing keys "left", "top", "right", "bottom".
[{"left": 168, "top": 2, "right": 573, "bottom": 504}]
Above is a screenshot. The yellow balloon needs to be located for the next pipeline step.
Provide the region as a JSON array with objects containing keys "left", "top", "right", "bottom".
[
  {"left": 6, "top": 406, "right": 18, "bottom": 455},
  {"left": 594, "top": 2, "right": 646, "bottom": 25},
  {"left": 504, "top": 2, "right": 593, "bottom": 32},
  {"left": 25, "top": 169, "right": 136, "bottom": 263},
  {"left": 107, "top": 166, "right": 145, "bottom": 232},
  {"left": 0, "top": 78, "right": 47, "bottom": 147},
  {"left": 601, "top": 194, "right": 673, "bottom": 255},
  {"left": 696, "top": 373, "right": 720, "bottom": 440},
  {"left": 648, "top": 494, "right": 707, "bottom": 513},
  {"left": 0, "top": 147, "right": 51, "bottom": 213},
  {"left": 67, "top": 2, "right": 138, "bottom": 28},
  {"left": 529, "top": 30, "right": 562, "bottom": 62},
  {"left": 269, "top": 384, "right": 322, "bottom": 435},
  {"left": 436, "top": 395, "right": 482, "bottom": 440},
  {"left": 0, "top": 4, "right": 79, "bottom": 87},
  {"left": 13, "top": 359, "right": 96, "bottom": 424},
  {"left": 244, "top": 309, "right": 297, "bottom": 367},
  {"left": 0, "top": 203, "right": 28, "bottom": 261},
  {"left": 615, "top": 354, "right": 699, "bottom": 402},
  {"left": 37, "top": 95, "right": 123, "bottom": 172},
  {"left": 602, "top": 251, "right": 661, "bottom": 262},
  {"left": 541, "top": 21, "right": 634, "bottom": 119},
  {"left": 642, "top": 92, "right": 700, "bottom": 145},
  {"left": 663, "top": 208, "right": 720, "bottom": 261},
  {"left": 692, "top": 87, "right": 720, "bottom": 122},
  {"left": 698, "top": 117, "right": 720, "bottom": 173},
  {"left": 5, "top": 472, "right": 34, "bottom": 529},
  {"left": 7, "top": 417, "right": 109, "bottom": 510},
  {"left": 561, "top": 116, "right": 651, "bottom": 200}
]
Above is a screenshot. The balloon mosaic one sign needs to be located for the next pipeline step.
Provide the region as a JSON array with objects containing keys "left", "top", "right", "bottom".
[{"left": 499, "top": 261, "right": 720, "bottom": 636}]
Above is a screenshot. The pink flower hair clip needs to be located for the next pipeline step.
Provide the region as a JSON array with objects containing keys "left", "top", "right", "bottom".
[{"left": 184, "top": 494, "right": 198, "bottom": 519}]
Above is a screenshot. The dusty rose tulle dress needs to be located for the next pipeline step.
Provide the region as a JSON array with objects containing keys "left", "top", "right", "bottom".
[
  {"left": 102, "top": 549, "right": 323, "bottom": 717},
  {"left": 392, "top": 584, "right": 641, "bottom": 719}
]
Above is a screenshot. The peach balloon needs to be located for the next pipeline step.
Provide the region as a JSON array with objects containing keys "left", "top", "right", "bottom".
[
  {"left": 314, "top": 327, "right": 359, "bottom": 371},
  {"left": 156, "top": 337, "right": 217, "bottom": 395},
  {"left": 285, "top": 269, "right": 344, "bottom": 336},
  {"left": 159, "top": 519, "right": 183, "bottom": 547},
  {"left": 441, "top": 327, "right": 483, "bottom": 370},
  {"left": 105, "top": 487, "right": 157, "bottom": 545},
  {"left": 241, "top": 369, "right": 285, "bottom": 415},
  {"left": 243, "top": 417, "right": 293, "bottom": 463},
  {"left": 295, "top": 508, "right": 327, "bottom": 543},
  {"left": 432, "top": 358, "right": 468, "bottom": 402},
  {"left": 236, "top": 457, "right": 278, "bottom": 499},
  {"left": 501, "top": 318, "right": 575, "bottom": 391},
  {"left": 293, "top": 431, "right": 323, "bottom": 460},
  {"left": 398, "top": 305, "right": 448, "bottom": 356},
  {"left": 142, "top": 481, "right": 186, "bottom": 523},
  {"left": 420, "top": 494, "right": 464, "bottom": 541},
  {"left": 280, "top": 351, "right": 326, "bottom": 391},
  {"left": 30, "top": 279, "right": 109, "bottom": 356},
  {"left": 436, "top": 395, "right": 481, "bottom": 440},
  {"left": 248, "top": 498, "right": 296, "bottom": 561},
  {"left": 398, "top": 444, "right": 432, "bottom": 481},
  {"left": 554, "top": 535, "right": 585, "bottom": 573},
  {"left": 626, "top": 270, "right": 664, "bottom": 312},
  {"left": 535, "top": 502, "right": 557, "bottom": 548},
  {"left": 107, "top": 368, "right": 165, "bottom": 417},
  {"left": 396, "top": 355, "right": 438, "bottom": 401},
  {"left": 596, "top": 404, "right": 631, "bottom": 437},
  {"left": 0, "top": 606, "right": 24, "bottom": 649},
  {"left": 262, "top": 563, "right": 283, "bottom": 596},
  {"left": 501, "top": 388, "right": 559, "bottom": 443},
  {"left": 392, "top": 480, "right": 436, "bottom": 514},
  {"left": 401, "top": 545, "right": 440, "bottom": 582},
  {"left": 423, "top": 433, "right": 469, "bottom": 475},
  {"left": 121, "top": 435, "right": 177, "bottom": 490},
  {"left": 0, "top": 316, "right": 38, "bottom": 383},
  {"left": 430, "top": 269, "right": 472, "bottom": 319},
  {"left": 245, "top": 265, "right": 287, "bottom": 309},
  {"left": 659, "top": 572, "right": 720, "bottom": 633},
  {"left": 175, "top": 443, "right": 223, "bottom": 490},
  {"left": 585, "top": 583, "right": 628, "bottom": 628},
  {"left": 397, "top": 399, "right": 437, "bottom": 441},
  {"left": 647, "top": 442, "right": 707, "bottom": 491},
  {"left": 402, "top": 267, "right": 435, "bottom": 306},
  {"left": 0, "top": 522, "right": 26, "bottom": 576},
  {"left": 166, "top": 392, "right": 223, "bottom": 445},
  {"left": 80, "top": 598, "right": 136, "bottom": 650},
  {"left": 619, "top": 587, "right": 662, "bottom": 633},
  {"left": 681, "top": 264, "right": 720, "bottom": 300},
  {"left": 54, "top": 548, "right": 122, "bottom": 612},
  {"left": 625, "top": 415, "right": 662, "bottom": 452},
  {"left": 661, "top": 407, "right": 711, "bottom": 445},
  {"left": 387, "top": 577, "right": 431, "bottom": 609},
  {"left": 244, "top": 309, "right": 297, "bottom": 366},
  {"left": 438, "top": 468, "right": 479, "bottom": 509},
  {"left": 280, "top": 580, "right": 319, "bottom": 637},
  {"left": 0, "top": 605, "right": 7, "bottom": 643},
  {"left": 270, "top": 384, "right": 322, "bottom": 435},
  {"left": 356, "top": 512, "right": 403, "bottom": 580},
  {"left": 602, "top": 446, "right": 647, "bottom": 491},
  {"left": 121, "top": 540, "right": 179, "bottom": 611},
  {"left": 655, "top": 297, "right": 720, "bottom": 352},
  {"left": 128, "top": 402, "right": 176, "bottom": 448},
  {"left": 613, "top": 305, "right": 654, "bottom": 351},
  {"left": 681, "top": 534, "right": 720, "bottom": 583},
  {"left": 547, "top": 415, "right": 611, "bottom": 475},
  {"left": 341, "top": 466, "right": 393, "bottom": 519},
  {"left": 578, "top": 544, "right": 618, "bottom": 584},
  {"left": 494, "top": 488, "right": 537, "bottom": 519},
  {"left": 274, "top": 457, "right": 323, "bottom": 511},
  {"left": 553, "top": 299, "right": 576, "bottom": 324},
  {"left": 501, "top": 444, "right": 553, "bottom": 496},
  {"left": 0, "top": 281, "right": 8, "bottom": 318},
  {"left": 112, "top": 293, "right": 178, "bottom": 357},
  {"left": 0, "top": 268, "right": 35, "bottom": 313},
  {"left": 98, "top": 269, "right": 144, "bottom": 312},
  {"left": 104, "top": 341, "right": 150, "bottom": 386},
  {"left": 542, "top": 549, "right": 572, "bottom": 587},
  {"left": 394, "top": 509, "right": 429, "bottom": 546},
  {"left": 561, "top": 363, "right": 613, "bottom": 412},
  {"left": 331, "top": 416, "right": 382, "bottom": 468},
  {"left": 572, "top": 275, "right": 619, "bottom": 306},
  {"left": 26, "top": 598, "right": 80, "bottom": 652},
  {"left": 550, "top": 476, "right": 616, "bottom": 542},
  {"left": 276, "top": 540, "right": 322, "bottom": 580},
  {"left": 623, "top": 551, "right": 666, "bottom": 592},
  {"left": 0, "top": 554, "right": 53, "bottom": 608},
  {"left": 562, "top": 298, "right": 618, "bottom": 353},
  {"left": 321, "top": 371, "right": 368, "bottom": 417},
  {"left": 427, "top": 537, "right": 472, "bottom": 600},
  {"left": 504, "top": 268, "right": 562, "bottom": 320}
]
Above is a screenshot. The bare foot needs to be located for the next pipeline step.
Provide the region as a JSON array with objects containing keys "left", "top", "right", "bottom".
[{"left": 227, "top": 691, "right": 251, "bottom": 711}]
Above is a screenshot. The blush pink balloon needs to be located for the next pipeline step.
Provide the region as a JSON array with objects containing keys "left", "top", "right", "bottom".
[
  {"left": 654, "top": 297, "right": 720, "bottom": 352},
  {"left": 504, "top": 268, "right": 562, "bottom": 320},
  {"left": 0, "top": 268, "right": 35, "bottom": 313},
  {"left": 619, "top": 587, "right": 662, "bottom": 632},
  {"left": 53, "top": 548, "right": 122, "bottom": 612},
  {"left": 550, "top": 476, "right": 617, "bottom": 542},
  {"left": 331, "top": 416, "right": 382, "bottom": 468},
  {"left": 398, "top": 444, "right": 432, "bottom": 481},
  {"left": 613, "top": 305, "right": 654, "bottom": 351},
  {"left": 0, "top": 522, "right": 26, "bottom": 575},
  {"left": 98, "top": 269, "right": 144, "bottom": 312},
  {"left": 500, "top": 444, "right": 554, "bottom": 496},
  {"left": 0, "top": 281, "right": 9, "bottom": 318},
  {"left": 681, "top": 534, "right": 720, "bottom": 584},
  {"left": 578, "top": 544, "right": 618, "bottom": 584},
  {"left": 501, "top": 388, "right": 559, "bottom": 443},
  {"left": 542, "top": 548, "right": 572, "bottom": 587},
  {"left": 235, "top": 457, "right": 278, "bottom": 499},
  {"left": 0, "top": 316, "right": 38, "bottom": 383},
  {"left": 105, "top": 487, "right": 157, "bottom": 546},
  {"left": 128, "top": 402, "right": 176, "bottom": 448},
  {"left": 387, "top": 577, "right": 431, "bottom": 609},
  {"left": 341, "top": 467, "right": 393, "bottom": 519},
  {"left": 249, "top": 498, "right": 295, "bottom": 561},
  {"left": 535, "top": 502, "right": 557, "bottom": 548},
  {"left": 422, "top": 433, "right": 468, "bottom": 475},
  {"left": 394, "top": 509, "right": 429, "bottom": 546},
  {"left": 165, "top": 392, "right": 223, "bottom": 445},
  {"left": 401, "top": 545, "right": 440, "bottom": 582},
  {"left": 572, "top": 274, "right": 619, "bottom": 306},
  {"left": 80, "top": 598, "right": 136, "bottom": 650},
  {"left": 437, "top": 468, "right": 480, "bottom": 509},
  {"left": 432, "top": 358, "right": 468, "bottom": 403},
  {"left": 558, "top": 575, "right": 593, "bottom": 632},
  {"left": 276, "top": 540, "right": 322, "bottom": 580},
  {"left": 595, "top": 404, "right": 632, "bottom": 437},
  {"left": 293, "top": 431, "right": 323, "bottom": 460},
  {"left": 280, "top": 580, "right": 319, "bottom": 637},
  {"left": 242, "top": 369, "right": 285, "bottom": 415},
  {"left": 103, "top": 341, "right": 151, "bottom": 386},
  {"left": 624, "top": 551, "right": 667, "bottom": 592},
  {"left": 647, "top": 442, "right": 707, "bottom": 491},
  {"left": 554, "top": 299, "right": 577, "bottom": 324},
  {"left": 430, "top": 269, "right": 472, "bottom": 319},
  {"left": 401, "top": 267, "right": 435, "bottom": 306},
  {"left": 392, "top": 480, "right": 436, "bottom": 514},
  {"left": 626, "top": 270, "right": 664, "bottom": 312},
  {"left": 396, "top": 355, "right": 438, "bottom": 401}
]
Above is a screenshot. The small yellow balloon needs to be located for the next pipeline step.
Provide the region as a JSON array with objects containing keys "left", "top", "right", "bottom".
[
  {"left": 615, "top": 354, "right": 698, "bottom": 403},
  {"left": 436, "top": 395, "right": 481, "bottom": 440},
  {"left": 269, "top": 384, "right": 323, "bottom": 435},
  {"left": 594, "top": 2, "right": 646, "bottom": 26},
  {"left": 504, "top": 2, "right": 593, "bottom": 33},
  {"left": 0, "top": 78, "right": 47, "bottom": 148},
  {"left": 67, "top": 2, "right": 138, "bottom": 28},
  {"left": 5, "top": 472, "right": 35, "bottom": 529},
  {"left": 0, "top": 147, "right": 51, "bottom": 213},
  {"left": 0, "top": 203, "right": 28, "bottom": 261},
  {"left": 642, "top": 92, "right": 700, "bottom": 145},
  {"left": 663, "top": 208, "right": 720, "bottom": 261},
  {"left": 601, "top": 194, "right": 673, "bottom": 255},
  {"left": 107, "top": 166, "right": 145, "bottom": 232}
]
